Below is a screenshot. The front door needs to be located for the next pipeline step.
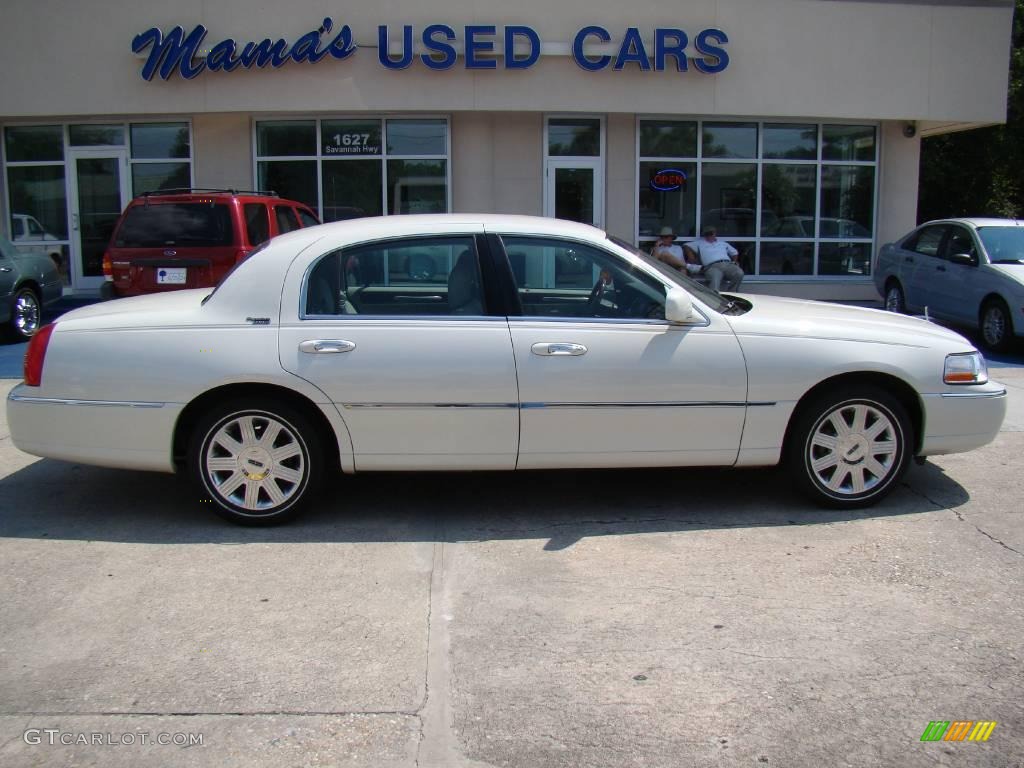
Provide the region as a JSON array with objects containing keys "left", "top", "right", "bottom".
[
  {"left": 67, "top": 148, "right": 130, "bottom": 293},
  {"left": 497, "top": 234, "right": 748, "bottom": 469},
  {"left": 545, "top": 159, "right": 603, "bottom": 229}
]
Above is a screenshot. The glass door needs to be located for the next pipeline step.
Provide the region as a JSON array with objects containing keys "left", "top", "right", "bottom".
[
  {"left": 545, "top": 160, "right": 603, "bottom": 229},
  {"left": 67, "top": 148, "right": 129, "bottom": 293}
]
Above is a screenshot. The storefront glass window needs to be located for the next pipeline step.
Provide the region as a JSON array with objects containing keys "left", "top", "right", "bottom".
[
  {"left": 322, "top": 159, "right": 382, "bottom": 219},
  {"left": 257, "top": 121, "right": 317, "bottom": 157},
  {"left": 4, "top": 126, "right": 64, "bottom": 162},
  {"left": 702, "top": 122, "right": 757, "bottom": 159},
  {"left": 131, "top": 162, "right": 191, "bottom": 196},
  {"left": 255, "top": 118, "right": 450, "bottom": 222},
  {"left": 822, "top": 125, "right": 876, "bottom": 162},
  {"left": 6, "top": 165, "right": 68, "bottom": 239},
  {"left": 547, "top": 119, "right": 600, "bottom": 157},
  {"left": 637, "top": 119, "right": 877, "bottom": 277},
  {"left": 69, "top": 124, "right": 125, "bottom": 147},
  {"left": 130, "top": 123, "right": 190, "bottom": 159},
  {"left": 763, "top": 124, "right": 817, "bottom": 160},
  {"left": 639, "top": 121, "right": 697, "bottom": 158},
  {"left": 258, "top": 160, "right": 318, "bottom": 210},
  {"left": 638, "top": 161, "right": 696, "bottom": 238},
  {"left": 820, "top": 165, "right": 875, "bottom": 233}
]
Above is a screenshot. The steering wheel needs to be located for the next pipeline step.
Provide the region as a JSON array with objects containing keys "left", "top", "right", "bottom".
[{"left": 586, "top": 277, "right": 606, "bottom": 316}]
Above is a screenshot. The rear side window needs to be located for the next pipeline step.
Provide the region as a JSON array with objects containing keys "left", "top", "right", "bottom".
[
  {"left": 904, "top": 225, "right": 945, "bottom": 258},
  {"left": 114, "top": 203, "right": 234, "bottom": 247},
  {"left": 275, "top": 206, "right": 300, "bottom": 234},
  {"left": 244, "top": 203, "right": 270, "bottom": 246},
  {"left": 297, "top": 208, "right": 320, "bottom": 228}
]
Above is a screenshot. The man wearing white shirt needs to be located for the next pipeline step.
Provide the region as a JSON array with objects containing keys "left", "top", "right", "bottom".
[
  {"left": 685, "top": 226, "right": 744, "bottom": 292},
  {"left": 650, "top": 226, "right": 702, "bottom": 276}
]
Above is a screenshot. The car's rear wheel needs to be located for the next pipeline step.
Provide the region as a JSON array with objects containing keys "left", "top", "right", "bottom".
[
  {"left": 980, "top": 298, "right": 1014, "bottom": 353},
  {"left": 5, "top": 286, "right": 41, "bottom": 341},
  {"left": 884, "top": 281, "right": 905, "bottom": 314},
  {"left": 189, "top": 400, "right": 322, "bottom": 525},
  {"left": 787, "top": 386, "right": 912, "bottom": 508}
]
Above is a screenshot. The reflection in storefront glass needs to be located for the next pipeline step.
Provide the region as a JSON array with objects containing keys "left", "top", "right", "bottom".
[
  {"left": 70, "top": 124, "right": 125, "bottom": 147},
  {"left": 258, "top": 161, "right": 318, "bottom": 210},
  {"left": 4, "top": 126, "right": 64, "bottom": 163},
  {"left": 762, "top": 124, "right": 817, "bottom": 160},
  {"left": 700, "top": 163, "right": 757, "bottom": 237},
  {"left": 702, "top": 123, "right": 757, "bottom": 159},
  {"left": 322, "top": 160, "right": 383, "bottom": 221},
  {"left": 761, "top": 164, "right": 816, "bottom": 236},
  {"left": 386, "top": 120, "right": 446, "bottom": 156},
  {"left": 554, "top": 168, "right": 594, "bottom": 225},
  {"left": 7, "top": 165, "right": 68, "bottom": 239},
  {"left": 131, "top": 162, "right": 190, "bottom": 196},
  {"left": 822, "top": 125, "right": 876, "bottom": 162},
  {"left": 760, "top": 242, "right": 814, "bottom": 275},
  {"left": 820, "top": 166, "right": 875, "bottom": 233},
  {"left": 130, "top": 123, "right": 190, "bottom": 159},
  {"left": 818, "top": 242, "right": 872, "bottom": 276},
  {"left": 638, "top": 162, "right": 696, "bottom": 238},
  {"left": 257, "top": 121, "right": 317, "bottom": 157},
  {"left": 548, "top": 119, "right": 600, "bottom": 157},
  {"left": 639, "top": 121, "right": 697, "bottom": 158},
  {"left": 387, "top": 160, "right": 447, "bottom": 215}
]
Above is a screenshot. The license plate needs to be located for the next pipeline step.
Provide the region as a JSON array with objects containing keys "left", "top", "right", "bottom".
[{"left": 156, "top": 267, "right": 187, "bottom": 284}]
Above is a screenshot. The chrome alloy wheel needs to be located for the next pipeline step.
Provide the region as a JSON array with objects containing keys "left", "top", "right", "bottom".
[
  {"left": 884, "top": 284, "right": 904, "bottom": 314},
  {"left": 982, "top": 303, "right": 1008, "bottom": 350},
  {"left": 806, "top": 402, "right": 900, "bottom": 497},
  {"left": 203, "top": 412, "right": 306, "bottom": 513},
  {"left": 13, "top": 289, "right": 41, "bottom": 337}
]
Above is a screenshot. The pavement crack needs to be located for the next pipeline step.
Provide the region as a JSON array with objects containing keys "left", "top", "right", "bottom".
[
  {"left": 970, "top": 525, "right": 1024, "bottom": 557},
  {"left": 903, "top": 483, "right": 1023, "bottom": 558}
]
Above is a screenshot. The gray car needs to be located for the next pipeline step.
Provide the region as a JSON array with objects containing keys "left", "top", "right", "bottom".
[
  {"left": 0, "top": 236, "right": 63, "bottom": 341},
  {"left": 874, "top": 218, "right": 1024, "bottom": 352}
]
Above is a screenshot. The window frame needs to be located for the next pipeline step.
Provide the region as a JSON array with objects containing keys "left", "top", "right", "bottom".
[
  {"left": 252, "top": 116, "right": 452, "bottom": 222},
  {"left": 635, "top": 117, "right": 879, "bottom": 280}
]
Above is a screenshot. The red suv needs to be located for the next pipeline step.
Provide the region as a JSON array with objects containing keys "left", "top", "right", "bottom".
[{"left": 101, "top": 189, "right": 319, "bottom": 298}]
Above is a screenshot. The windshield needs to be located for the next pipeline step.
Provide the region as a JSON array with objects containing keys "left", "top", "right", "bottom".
[
  {"left": 115, "top": 203, "right": 234, "bottom": 248},
  {"left": 977, "top": 226, "right": 1024, "bottom": 263},
  {"left": 606, "top": 234, "right": 734, "bottom": 313}
]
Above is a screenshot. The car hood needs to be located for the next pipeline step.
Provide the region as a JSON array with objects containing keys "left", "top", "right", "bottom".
[
  {"left": 53, "top": 289, "right": 213, "bottom": 330},
  {"left": 725, "top": 294, "right": 975, "bottom": 350}
]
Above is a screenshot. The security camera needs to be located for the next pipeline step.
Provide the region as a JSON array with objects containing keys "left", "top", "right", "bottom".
[{"left": 902, "top": 121, "right": 917, "bottom": 139}]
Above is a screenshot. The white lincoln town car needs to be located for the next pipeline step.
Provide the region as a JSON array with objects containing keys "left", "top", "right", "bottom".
[{"left": 7, "top": 215, "right": 1006, "bottom": 524}]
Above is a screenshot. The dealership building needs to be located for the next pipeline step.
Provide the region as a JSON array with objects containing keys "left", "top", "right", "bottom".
[{"left": 0, "top": 0, "right": 1014, "bottom": 299}]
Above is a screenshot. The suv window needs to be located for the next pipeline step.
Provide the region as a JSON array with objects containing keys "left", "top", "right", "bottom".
[
  {"left": 115, "top": 203, "right": 234, "bottom": 247},
  {"left": 244, "top": 203, "right": 270, "bottom": 246},
  {"left": 305, "top": 236, "right": 486, "bottom": 317},
  {"left": 297, "top": 208, "right": 319, "bottom": 228},
  {"left": 275, "top": 206, "right": 300, "bottom": 234},
  {"left": 904, "top": 225, "right": 946, "bottom": 258},
  {"left": 502, "top": 236, "right": 667, "bottom": 320}
]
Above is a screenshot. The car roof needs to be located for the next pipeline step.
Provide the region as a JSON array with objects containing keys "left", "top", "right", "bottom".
[{"left": 921, "top": 217, "right": 1024, "bottom": 229}]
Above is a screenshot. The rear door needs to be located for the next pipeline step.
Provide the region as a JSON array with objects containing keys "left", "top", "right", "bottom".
[
  {"left": 896, "top": 224, "right": 947, "bottom": 312},
  {"left": 278, "top": 229, "right": 520, "bottom": 470}
]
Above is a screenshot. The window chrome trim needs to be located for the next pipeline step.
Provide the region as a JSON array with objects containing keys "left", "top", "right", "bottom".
[
  {"left": 8, "top": 395, "right": 165, "bottom": 408},
  {"left": 343, "top": 402, "right": 518, "bottom": 410},
  {"left": 342, "top": 400, "right": 776, "bottom": 410}
]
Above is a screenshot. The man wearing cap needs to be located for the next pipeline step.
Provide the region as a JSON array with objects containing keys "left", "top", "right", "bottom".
[
  {"left": 685, "top": 226, "right": 744, "bottom": 291},
  {"left": 651, "top": 226, "right": 702, "bottom": 276}
]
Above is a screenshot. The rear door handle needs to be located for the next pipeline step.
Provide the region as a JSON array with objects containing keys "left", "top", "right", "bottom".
[
  {"left": 531, "top": 342, "right": 587, "bottom": 356},
  {"left": 0, "top": 266, "right": 11, "bottom": 273},
  {"left": 299, "top": 339, "right": 356, "bottom": 354}
]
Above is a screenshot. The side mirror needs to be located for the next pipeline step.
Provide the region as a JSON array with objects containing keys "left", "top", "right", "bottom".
[
  {"left": 665, "top": 287, "right": 697, "bottom": 324},
  {"left": 949, "top": 253, "right": 976, "bottom": 267}
]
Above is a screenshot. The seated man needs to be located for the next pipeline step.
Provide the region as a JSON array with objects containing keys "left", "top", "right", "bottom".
[
  {"left": 685, "top": 226, "right": 744, "bottom": 291},
  {"left": 651, "top": 226, "right": 702, "bottom": 277}
]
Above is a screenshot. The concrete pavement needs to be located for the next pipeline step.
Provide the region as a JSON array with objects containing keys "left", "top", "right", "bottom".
[{"left": 0, "top": 369, "right": 1022, "bottom": 767}]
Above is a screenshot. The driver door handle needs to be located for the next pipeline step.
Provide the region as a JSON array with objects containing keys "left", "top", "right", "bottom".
[
  {"left": 532, "top": 342, "right": 587, "bottom": 356},
  {"left": 299, "top": 339, "right": 356, "bottom": 354}
]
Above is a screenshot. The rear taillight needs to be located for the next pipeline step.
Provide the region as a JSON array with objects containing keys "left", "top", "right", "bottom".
[
  {"left": 102, "top": 252, "right": 113, "bottom": 281},
  {"left": 24, "top": 323, "right": 56, "bottom": 387}
]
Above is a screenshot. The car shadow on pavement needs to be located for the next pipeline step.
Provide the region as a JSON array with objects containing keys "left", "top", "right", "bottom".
[{"left": 0, "top": 457, "right": 970, "bottom": 549}]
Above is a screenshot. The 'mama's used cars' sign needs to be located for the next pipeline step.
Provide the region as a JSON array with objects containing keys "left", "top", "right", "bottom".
[{"left": 132, "top": 18, "right": 730, "bottom": 81}]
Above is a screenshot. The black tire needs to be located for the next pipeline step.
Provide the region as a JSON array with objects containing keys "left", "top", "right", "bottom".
[
  {"left": 884, "top": 281, "right": 905, "bottom": 314},
  {"left": 188, "top": 399, "right": 323, "bottom": 525},
  {"left": 4, "top": 286, "right": 42, "bottom": 342},
  {"left": 786, "top": 386, "right": 913, "bottom": 509},
  {"left": 980, "top": 298, "right": 1014, "bottom": 353}
]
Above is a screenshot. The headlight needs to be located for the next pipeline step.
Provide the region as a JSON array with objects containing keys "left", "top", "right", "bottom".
[{"left": 944, "top": 352, "right": 989, "bottom": 385}]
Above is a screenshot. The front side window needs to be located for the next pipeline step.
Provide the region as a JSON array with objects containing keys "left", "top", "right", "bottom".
[
  {"left": 305, "top": 236, "right": 483, "bottom": 317},
  {"left": 257, "top": 118, "right": 450, "bottom": 223},
  {"left": 943, "top": 227, "right": 977, "bottom": 261},
  {"left": 244, "top": 203, "right": 269, "bottom": 246},
  {"left": 502, "top": 236, "right": 666, "bottom": 320}
]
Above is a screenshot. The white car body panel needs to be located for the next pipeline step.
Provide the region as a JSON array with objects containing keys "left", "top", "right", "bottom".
[{"left": 5, "top": 214, "right": 1007, "bottom": 486}]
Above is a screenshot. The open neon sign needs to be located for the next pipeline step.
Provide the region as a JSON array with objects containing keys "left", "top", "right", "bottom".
[{"left": 650, "top": 169, "right": 687, "bottom": 192}]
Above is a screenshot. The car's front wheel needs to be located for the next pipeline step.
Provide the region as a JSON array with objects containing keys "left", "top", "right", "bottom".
[
  {"left": 884, "top": 281, "right": 905, "bottom": 314},
  {"left": 189, "top": 400, "right": 322, "bottom": 525},
  {"left": 787, "top": 386, "right": 912, "bottom": 508},
  {"left": 980, "top": 298, "right": 1014, "bottom": 353}
]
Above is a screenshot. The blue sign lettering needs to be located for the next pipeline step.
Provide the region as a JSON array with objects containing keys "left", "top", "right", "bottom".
[
  {"left": 132, "top": 18, "right": 355, "bottom": 81},
  {"left": 693, "top": 28, "right": 729, "bottom": 74},
  {"left": 572, "top": 26, "right": 612, "bottom": 72}
]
